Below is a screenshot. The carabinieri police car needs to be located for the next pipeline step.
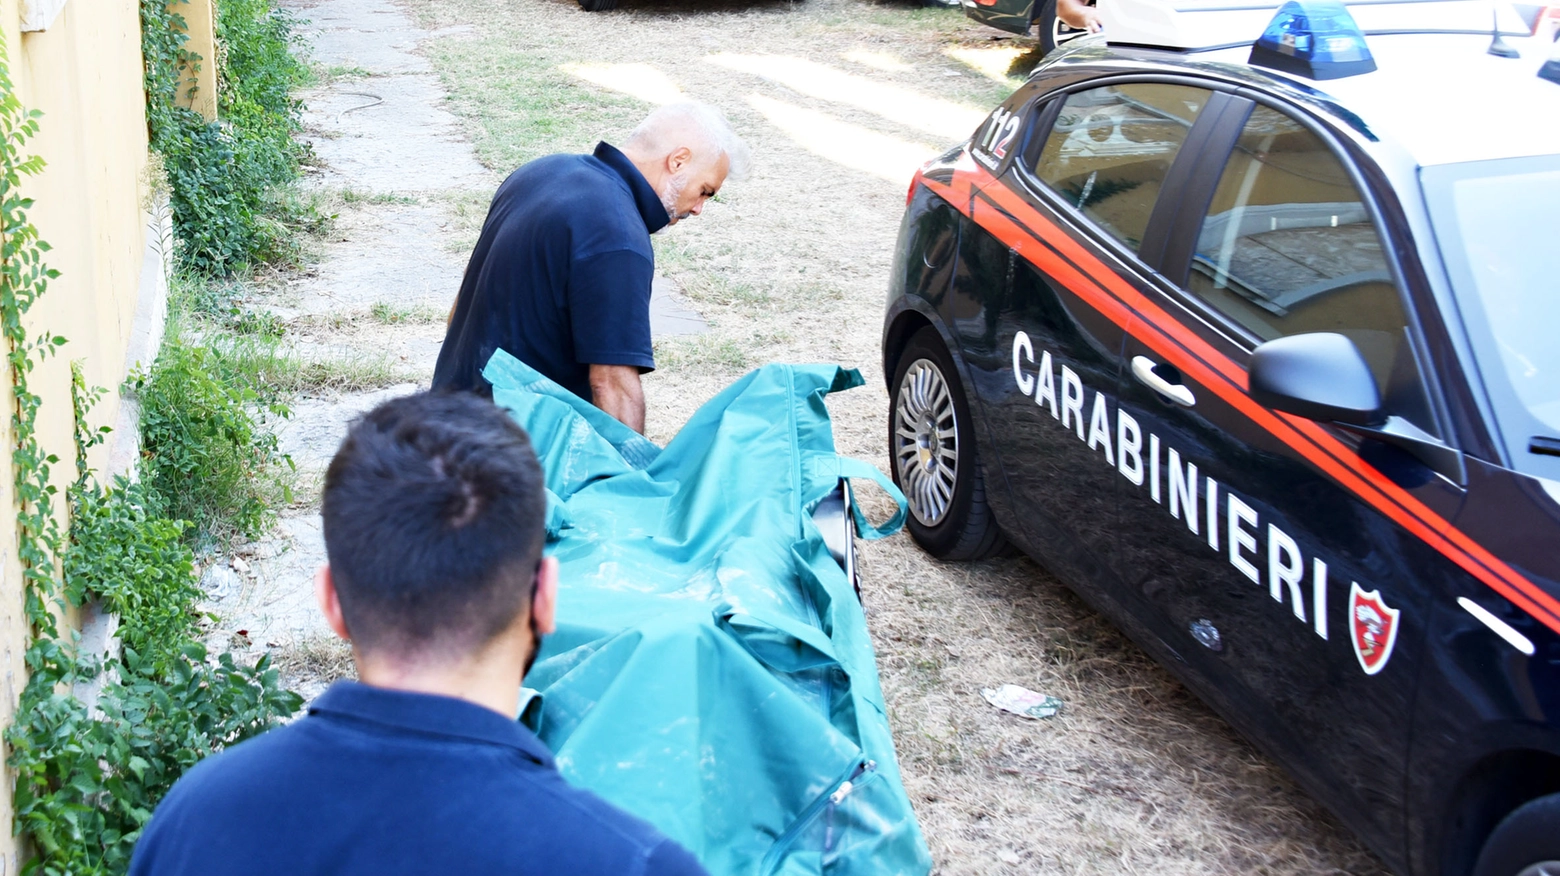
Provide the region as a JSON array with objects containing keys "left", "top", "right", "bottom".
[{"left": 882, "top": 1, "right": 1560, "bottom": 872}]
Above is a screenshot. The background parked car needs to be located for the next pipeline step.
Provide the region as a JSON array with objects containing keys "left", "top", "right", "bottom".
[{"left": 961, "top": 0, "right": 1095, "bottom": 54}]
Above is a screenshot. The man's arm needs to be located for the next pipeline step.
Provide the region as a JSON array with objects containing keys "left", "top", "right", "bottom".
[{"left": 589, "top": 364, "right": 646, "bottom": 433}]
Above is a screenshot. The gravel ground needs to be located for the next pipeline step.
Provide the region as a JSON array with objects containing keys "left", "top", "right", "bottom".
[{"left": 249, "top": 0, "right": 1396, "bottom": 870}]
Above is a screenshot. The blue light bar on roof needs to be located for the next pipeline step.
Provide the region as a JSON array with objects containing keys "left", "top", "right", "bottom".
[
  {"left": 1248, "top": 0, "right": 1378, "bottom": 81},
  {"left": 1542, "top": 36, "right": 1560, "bottom": 84}
]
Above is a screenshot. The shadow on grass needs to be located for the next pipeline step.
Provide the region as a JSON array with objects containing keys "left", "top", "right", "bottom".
[{"left": 1006, "top": 45, "right": 1047, "bottom": 76}]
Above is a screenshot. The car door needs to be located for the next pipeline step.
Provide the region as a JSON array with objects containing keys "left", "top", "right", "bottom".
[
  {"left": 963, "top": 0, "right": 1036, "bottom": 36},
  {"left": 1111, "top": 97, "right": 1464, "bottom": 843},
  {"left": 955, "top": 80, "right": 1214, "bottom": 599}
]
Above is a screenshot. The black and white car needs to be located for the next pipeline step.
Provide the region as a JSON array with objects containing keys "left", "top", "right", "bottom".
[{"left": 883, "top": 2, "right": 1560, "bottom": 873}]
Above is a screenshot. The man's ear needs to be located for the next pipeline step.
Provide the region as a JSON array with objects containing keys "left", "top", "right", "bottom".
[
  {"left": 315, "top": 565, "right": 352, "bottom": 642},
  {"left": 666, "top": 146, "right": 693, "bottom": 176},
  {"left": 532, "top": 556, "right": 559, "bottom": 636}
]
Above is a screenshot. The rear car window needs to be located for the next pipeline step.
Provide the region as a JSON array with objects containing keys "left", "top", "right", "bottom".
[{"left": 1032, "top": 83, "right": 1210, "bottom": 252}]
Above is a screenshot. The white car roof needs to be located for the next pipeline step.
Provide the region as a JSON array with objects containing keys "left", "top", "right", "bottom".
[
  {"left": 1096, "top": 0, "right": 1560, "bottom": 166},
  {"left": 1101, "top": 0, "right": 1531, "bottom": 50}
]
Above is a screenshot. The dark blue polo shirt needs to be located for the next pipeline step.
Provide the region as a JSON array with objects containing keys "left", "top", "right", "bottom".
[
  {"left": 432, "top": 142, "right": 668, "bottom": 400},
  {"left": 129, "top": 682, "right": 708, "bottom": 876}
]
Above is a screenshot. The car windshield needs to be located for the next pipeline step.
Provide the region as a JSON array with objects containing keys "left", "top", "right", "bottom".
[{"left": 1424, "top": 155, "right": 1560, "bottom": 475}]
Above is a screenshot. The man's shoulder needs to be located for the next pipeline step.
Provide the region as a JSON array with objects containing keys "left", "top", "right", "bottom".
[
  {"left": 150, "top": 718, "right": 311, "bottom": 810},
  {"left": 510, "top": 779, "right": 710, "bottom": 876},
  {"left": 134, "top": 713, "right": 707, "bottom": 876},
  {"left": 502, "top": 152, "right": 628, "bottom": 204},
  {"left": 495, "top": 153, "right": 648, "bottom": 251}
]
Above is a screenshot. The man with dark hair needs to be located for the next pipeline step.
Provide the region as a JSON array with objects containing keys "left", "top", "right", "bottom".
[{"left": 130, "top": 392, "right": 708, "bottom": 876}]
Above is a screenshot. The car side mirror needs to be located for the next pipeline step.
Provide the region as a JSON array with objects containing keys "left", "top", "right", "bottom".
[{"left": 1248, "top": 332, "right": 1384, "bottom": 427}]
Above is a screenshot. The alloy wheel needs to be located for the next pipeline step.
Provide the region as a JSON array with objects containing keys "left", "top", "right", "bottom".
[{"left": 893, "top": 358, "right": 960, "bottom": 527}]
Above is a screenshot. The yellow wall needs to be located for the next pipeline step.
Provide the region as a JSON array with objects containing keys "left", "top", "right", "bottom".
[
  {"left": 0, "top": 1, "right": 161, "bottom": 870},
  {"left": 173, "top": 0, "right": 218, "bottom": 121}
]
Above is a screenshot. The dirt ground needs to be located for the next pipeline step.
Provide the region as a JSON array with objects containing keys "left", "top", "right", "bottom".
[{"left": 234, "top": 0, "right": 1395, "bottom": 870}]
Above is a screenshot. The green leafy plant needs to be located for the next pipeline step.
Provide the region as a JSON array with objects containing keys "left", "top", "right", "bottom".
[
  {"left": 65, "top": 479, "right": 198, "bottom": 662},
  {"left": 0, "top": 37, "right": 302, "bottom": 875},
  {"left": 0, "top": 28, "right": 66, "bottom": 661},
  {"left": 131, "top": 337, "right": 294, "bottom": 548},
  {"left": 140, "top": 0, "right": 315, "bottom": 274},
  {"left": 226, "top": 307, "right": 287, "bottom": 338},
  {"left": 9, "top": 621, "right": 301, "bottom": 876}
]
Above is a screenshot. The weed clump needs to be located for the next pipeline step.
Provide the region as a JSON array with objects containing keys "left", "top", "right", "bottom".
[
  {"left": 132, "top": 338, "right": 294, "bottom": 548},
  {"left": 142, "top": 0, "right": 317, "bottom": 274}
]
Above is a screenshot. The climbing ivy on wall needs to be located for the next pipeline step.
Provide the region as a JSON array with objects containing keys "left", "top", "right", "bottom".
[
  {"left": 0, "top": 36, "right": 301, "bottom": 875},
  {"left": 140, "top": 0, "right": 314, "bottom": 274}
]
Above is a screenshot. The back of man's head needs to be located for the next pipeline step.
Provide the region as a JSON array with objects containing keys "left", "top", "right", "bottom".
[
  {"left": 625, "top": 101, "right": 753, "bottom": 180},
  {"left": 321, "top": 392, "right": 546, "bottom": 663}
]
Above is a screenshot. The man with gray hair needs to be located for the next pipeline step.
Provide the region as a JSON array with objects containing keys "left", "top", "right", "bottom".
[{"left": 433, "top": 103, "right": 751, "bottom": 432}]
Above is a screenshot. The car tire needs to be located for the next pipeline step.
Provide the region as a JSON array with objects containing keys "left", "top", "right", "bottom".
[
  {"left": 1034, "top": 0, "right": 1062, "bottom": 54},
  {"left": 578, "top": 0, "right": 617, "bottom": 11},
  {"left": 1033, "top": 0, "right": 1091, "bottom": 55},
  {"left": 1473, "top": 793, "right": 1560, "bottom": 876},
  {"left": 889, "top": 327, "right": 1008, "bottom": 561}
]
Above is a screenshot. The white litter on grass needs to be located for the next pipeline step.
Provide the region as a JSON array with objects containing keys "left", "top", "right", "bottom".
[{"left": 982, "top": 684, "right": 1063, "bottom": 719}]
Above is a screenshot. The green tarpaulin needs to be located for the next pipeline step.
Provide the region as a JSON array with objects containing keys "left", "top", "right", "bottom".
[{"left": 485, "top": 350, "right": 932, "bottom": 876}]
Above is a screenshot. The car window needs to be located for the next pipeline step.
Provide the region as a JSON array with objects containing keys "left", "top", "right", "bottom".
[
  {"left": 1187, "top": 105, "right": 1435, "bottom": 431},
  {"left": 1423, "top": 155, "right": 1560, "bottom": 474},
  {"left": 1032, "top": 83, "right": 1211, "bottom": 252}
]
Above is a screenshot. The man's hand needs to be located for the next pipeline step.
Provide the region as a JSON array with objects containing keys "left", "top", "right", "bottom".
[
  {"left": 589, "top": 364, "right": 646, "bottom": 433},
  {"left": 1056, "top": 0, "right": 1102, "bottom": 32}
]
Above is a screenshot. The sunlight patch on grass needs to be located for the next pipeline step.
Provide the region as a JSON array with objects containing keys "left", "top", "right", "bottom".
[
  {"left": 745, "top": 94, "right": 933, "bottom": 183},
  {"left": 843, "top": 50, "right": 914, "bottom": 73},
  {"left": 710, "top": 53, "right": 986, "bottom": 142},
  {"left": 944, "top": 46, "right": 1032, "bottom": 85},
  {"left": 560, "top": 62, "right": 687, "bottom": 106}
]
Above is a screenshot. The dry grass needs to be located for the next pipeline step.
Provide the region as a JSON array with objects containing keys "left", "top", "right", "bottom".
[
  {"left": 216, "top": 337, "right": 419, "bottom": 393},
  {"left": 430, "top": 189, "right": 495, "bottom": 254},
  {"left": 270, "top": 633, "right": 356, "bottom": 701},
  {"left": 392, "top": 0, "right": 1390, "bottom": 870}
]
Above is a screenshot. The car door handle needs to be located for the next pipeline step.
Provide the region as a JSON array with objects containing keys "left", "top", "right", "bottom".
[{"left": 1131, "top": 356, "right": 1196, "bottom": 407}]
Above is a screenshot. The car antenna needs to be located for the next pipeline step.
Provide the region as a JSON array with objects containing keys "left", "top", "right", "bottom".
[{"left": 1488, "top": 8, "right": 1521, "bottom": 57}]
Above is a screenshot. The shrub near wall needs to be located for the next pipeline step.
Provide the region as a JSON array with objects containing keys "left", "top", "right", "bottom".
[
  {"left": 0, "top": 18, "right": 305, "bottom": 874},
  {"left": 141, "top": 0, "right": 313, "bottom": 274},
  {"left": 137, "top": 0, "right": 309, "bottom": 542}
]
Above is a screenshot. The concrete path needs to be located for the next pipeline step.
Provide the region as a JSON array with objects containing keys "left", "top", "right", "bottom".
[
  {"left": 206, "top": 0, "right": 482, "bottom": 669},
  {"left": 204, "top": 0, "right": 703, "bottom": 691}
]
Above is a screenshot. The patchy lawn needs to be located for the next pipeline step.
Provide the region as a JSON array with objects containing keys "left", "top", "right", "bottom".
[{"left": 385, "top": 0, "right": 1392, "bottom": 870}]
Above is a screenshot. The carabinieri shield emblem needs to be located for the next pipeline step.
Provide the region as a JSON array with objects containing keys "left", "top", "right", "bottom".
[{"left": 1350, "top": 582, "right": 1401, "bottom": 676}]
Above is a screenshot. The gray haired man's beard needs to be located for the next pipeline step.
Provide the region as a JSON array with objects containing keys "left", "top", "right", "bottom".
[{"left": 659, "top": 172, "right": 693, "bottom": 226}]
